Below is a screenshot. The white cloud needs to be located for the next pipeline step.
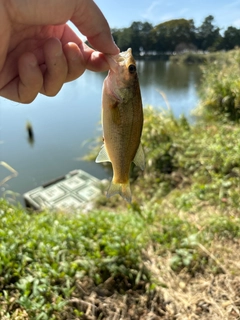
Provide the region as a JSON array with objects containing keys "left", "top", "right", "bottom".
[
  {"left": 141, "top": 0, "right": 163, "bottom": 21},
  {"left": 142, "top": 1, "right": 190, "bottom": 25}
]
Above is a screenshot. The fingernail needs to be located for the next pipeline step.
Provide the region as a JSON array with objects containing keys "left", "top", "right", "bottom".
[
  {"left": 28, "top": 55, "right": 38, "bottom": 67},
  {"left": 55, "top": 46, "right": 63, "bottom": 57}
]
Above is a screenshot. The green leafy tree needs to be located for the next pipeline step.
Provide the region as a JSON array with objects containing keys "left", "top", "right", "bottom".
[
  {"left": 111, "top": 16, "right": 240, "bottom": 54},
  {"left": 129, "top": 21, "right": 143, "bottom": 53},
  {"left": 138, "top": 22, "right": 154, "bottom": 51},
  {"left": 196, "top": 15, "right": 222, "bottom": 51},
  {"left": 112, "top": 22, "right": 154, "bottom": 54},
  {"left": 112, "top": 27, "right": 132, "bottom": 51},
  {"left": 222, "top": 26, "right": 240, "bottom": 50},
  {"left": 153, "top": 19, "right": 197, "bottom": 52}
]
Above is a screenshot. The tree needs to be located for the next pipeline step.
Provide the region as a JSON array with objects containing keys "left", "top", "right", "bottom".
[
  {"left": 112, "top": 28, "right": 132, "bottom": 51},
  {"left": 196, "top": 15, "right": 222, "bottom": 51},
  {"left": 128, "top": 21, "right": 154, "bottom": 53},
  {"left": 111, "top": 16, "right": 240, "bottom": 55},
  {"left": 153, "top": 19, "right": 197, "bottom": 53},
  {"left": 222, "top": 26, "right": 240, "bottom": 50},
  {"left": 138, "top": 22, "right": 154, "bottom": 51},
  {"left": 112, "top": 22, "right": 154, "bottom": 54}
]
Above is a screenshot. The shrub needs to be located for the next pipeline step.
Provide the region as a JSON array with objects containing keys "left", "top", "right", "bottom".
[{"left": 196, "top": 49, "right": 240, "bottom": 122}]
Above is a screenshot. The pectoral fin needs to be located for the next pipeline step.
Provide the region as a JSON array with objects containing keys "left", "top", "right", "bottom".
[
  {"left": 133, "top": 143, "right": 145, "bottom": 170},
  {"left": 95, "top": 144, "right": 111, "bottom": 163}
]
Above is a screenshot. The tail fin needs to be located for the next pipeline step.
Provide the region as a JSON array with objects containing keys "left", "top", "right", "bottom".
[{"left": 107, "top": 181, "right": 132, "bottom": 203}]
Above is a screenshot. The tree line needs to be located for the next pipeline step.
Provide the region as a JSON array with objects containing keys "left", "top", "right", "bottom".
[{"left": 111, "top": 15, "right": 240, "bottom": 55}]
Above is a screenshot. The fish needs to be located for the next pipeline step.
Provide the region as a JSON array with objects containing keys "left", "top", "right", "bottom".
[{"left": 96, "top": 48, "right": 145, "bottom": 203}]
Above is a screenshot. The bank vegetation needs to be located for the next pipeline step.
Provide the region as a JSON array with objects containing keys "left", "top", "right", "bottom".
[{"left": 1, "top": 50, "right": 240, "bottom": 319}]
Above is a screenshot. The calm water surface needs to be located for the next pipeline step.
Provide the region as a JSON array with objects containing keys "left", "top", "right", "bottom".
[{"left": 0, "top": 60, "right": 202, "bottom": 202}]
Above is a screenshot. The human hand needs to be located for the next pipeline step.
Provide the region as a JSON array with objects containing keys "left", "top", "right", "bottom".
[{"left": 0, "top": 0, "right": 119, "bottom": 103}]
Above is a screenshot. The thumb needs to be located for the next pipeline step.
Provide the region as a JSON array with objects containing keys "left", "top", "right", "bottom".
[{"left": 0, "top": 9, "right": 10, "bottom": 71}]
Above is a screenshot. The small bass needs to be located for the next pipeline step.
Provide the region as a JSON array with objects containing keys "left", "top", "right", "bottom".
[{"left": 96, "top": 48, "right": 145, "bottom": 203}]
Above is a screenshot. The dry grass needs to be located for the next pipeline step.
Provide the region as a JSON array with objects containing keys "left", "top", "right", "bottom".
[
  {"left": 62, "top": 240, "right": 240, "bottom": 320},
  {"left": 144, "top": 241, "right": 240, "bottom": 320},
  {"left": 1, "top": 196, "right": 240, "bottom": 319},
  {"left": 60, "top": 197, "right": 240, "bottom": 320},
  {"left": 0, "top": 161, "right": 18, "bottom": 187}
]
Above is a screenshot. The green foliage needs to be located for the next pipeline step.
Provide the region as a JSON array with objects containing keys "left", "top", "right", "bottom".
[
  {"left": 140, "top": 105, "right": 240, "bottom": 208},
  {"left": 170, "top": 52, "right": 207, "bottom": 64},
  {"left": 111, "top": 15, "right": 240, "bottom": 54},
  {"left": 169, "top": 51, "right": 219, "bottom": 64},
  {"left": 170, "top": 234, "right": 208, "bottom": 273},
  {"left": 222, "top": 26, "right": 240, "bottom": 50},
  {"left": 112, "top": 21, "right": 154, "bottom": 53},
  {"left": 0, "top": 201, "right": 148, "bottom": 318},
  {"left": 196, "top": 49, "right": 240, "bottom": 122},
  {"left": 151, "top": 214, "right": 195, "bottom": 247},
  {"left": 206, "top": 216, "right": 240, "bottom": 239},
  {"left": 196, "top": 15, "right": 221, "bottom": 51},
  {"left": 1, "top": 189, "right": 240, "bottom": 317},
  {"left": 153, "top": 19, "right": 196, "bottom": 52}
]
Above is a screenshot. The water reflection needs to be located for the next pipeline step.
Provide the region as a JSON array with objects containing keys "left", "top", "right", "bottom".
[
  {"left": 136, "top": 60, "right": 202, "bottom": 115},
  {"left": 137, "top": 60, "right": 201, "bottom": 89}
]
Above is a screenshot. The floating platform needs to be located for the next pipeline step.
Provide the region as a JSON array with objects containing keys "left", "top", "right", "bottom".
[{"left": 24, "top": 169, "right": 101, "bottom": 211}]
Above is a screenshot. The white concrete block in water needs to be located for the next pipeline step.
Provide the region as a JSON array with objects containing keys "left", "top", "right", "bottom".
[{"left": 24, "top": 170, "right": 101, "bottom": 211}]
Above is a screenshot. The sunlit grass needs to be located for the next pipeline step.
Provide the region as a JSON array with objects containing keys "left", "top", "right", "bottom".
[
  {"left": 169, "top": 51, "right": 221, "bottom": 64},
  {"left": 136, "top": 105, "right": 240, "bottom": 210},
  {"left": 195, "top": 48, "right": 240, "bottom": 122}
]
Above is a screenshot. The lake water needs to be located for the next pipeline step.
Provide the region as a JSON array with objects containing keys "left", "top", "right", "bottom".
[{"left": 0, "top": 60, "right": 202, "bottom": 203}]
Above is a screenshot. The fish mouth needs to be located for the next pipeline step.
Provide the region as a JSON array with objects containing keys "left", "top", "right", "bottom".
[
  {"left": 105, "top": 48, "right": 132, "bottom": 72},
  {"left": 105, "top": 55, "right": 119, "bottom": 72}
]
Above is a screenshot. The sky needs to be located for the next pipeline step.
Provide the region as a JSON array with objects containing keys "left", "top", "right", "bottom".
[{"left": 93, "top": 0, "right": 240, "bottom": 31}]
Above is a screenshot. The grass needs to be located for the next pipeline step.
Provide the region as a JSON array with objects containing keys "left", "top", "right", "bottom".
[
  {"left": 195, "top": 49, "right": 240, "bottom": 122},
  {"left": 1, "top": 195, "right": 240, "bottom": 319},
  {"left": 0, "top": 202, "right": 150, "bottom": 319},
  {"left": 1, "top": 197, "right": 240, "bottom": 319},
  {"left": 169, "top": 51, "right": 220, "bottom": 64},
  {"left": 135, "top": 105, "right": 240, "bottom": 211},
  {"left": 1, "top": 49, "right": 240, "bottom": 319}
]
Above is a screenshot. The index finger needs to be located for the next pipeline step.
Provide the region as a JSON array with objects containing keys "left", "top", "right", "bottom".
[
  {"left": 71, "top": 0, "right": 119, "bottom": 55},
  {"left": 6, "top": 0, "right": 119, "bottom": 55}
]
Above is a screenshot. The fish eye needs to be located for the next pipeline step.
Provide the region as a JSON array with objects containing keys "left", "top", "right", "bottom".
[{"left": 128, "top": 64, "right": 136, "bottom": 74}]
